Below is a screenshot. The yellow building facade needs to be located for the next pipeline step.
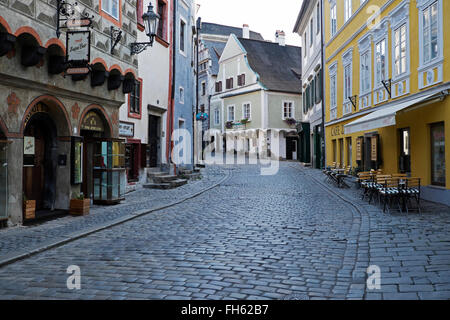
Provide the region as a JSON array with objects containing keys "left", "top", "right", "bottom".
[{"left": 324, "top": 0, "right": 450, "bottom": 205}]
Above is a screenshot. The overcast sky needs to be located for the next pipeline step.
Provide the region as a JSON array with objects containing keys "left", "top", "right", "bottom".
[{"left": 196, "top": 0, "right": 303, "bottom": 46}]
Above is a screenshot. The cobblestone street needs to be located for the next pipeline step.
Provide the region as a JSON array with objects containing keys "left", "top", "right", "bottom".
[{"left": 0, "top": 163, "right": 449, "bottom": 300}]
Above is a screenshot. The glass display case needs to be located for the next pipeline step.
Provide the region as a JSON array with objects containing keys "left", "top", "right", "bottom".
[
  {"left": 0, "top": 141, "right": 8, "bottom": 220},
  {"left": 92, "top": 139, "right": 126, "bottom": 204}
]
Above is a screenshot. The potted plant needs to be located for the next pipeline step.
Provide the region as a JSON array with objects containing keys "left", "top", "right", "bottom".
[
  {"left": 70, "top": 192, "right": 90, "bottom": 216},
  {"left": 225, "top": 121, "right": 234, "bottom": 129},
  {"left": 23, "top": 194, "right": 35, "bottom": 220},
  {"left": 284, "top": 118, "right": 297, "bottom": 127}
]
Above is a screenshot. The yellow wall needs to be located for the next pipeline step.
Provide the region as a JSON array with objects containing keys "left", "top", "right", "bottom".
[{"left": 324, "top": 0, "right": 450, "bottom": 189}]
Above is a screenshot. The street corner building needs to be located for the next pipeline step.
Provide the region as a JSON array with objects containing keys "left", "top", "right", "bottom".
[
  {"left": 119, "top": 0, "right": 172, "bottom": 190},
  {"left": 172, "top": 0, "right": 196, "bottom": 172},
  {"left": 209, "top": 30, "right": 303, "bottom": 161},
  {"left": 293, "top": 0, "right": 325, "bottom": 169},
  {"left": 0, "top": 0, "right": 141, "bottom": 225},
  {"left": 324, "top": 0, "right": 450, "bottom": 205}
]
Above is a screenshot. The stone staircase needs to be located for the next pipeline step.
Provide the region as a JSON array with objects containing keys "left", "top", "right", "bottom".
[
  {"left": 178, "top": 168, "right": 202, "bottom": 181},
  {"left": 143, "top": 166, "right": 204, "bottom": 190},
  {"left": 144, "top": 170, "right": 188, "bottom": 190}
]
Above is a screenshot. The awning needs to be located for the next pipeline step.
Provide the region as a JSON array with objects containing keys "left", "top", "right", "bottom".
[{"left": 344, "top": 93, "right": 436, "bottom": 134}]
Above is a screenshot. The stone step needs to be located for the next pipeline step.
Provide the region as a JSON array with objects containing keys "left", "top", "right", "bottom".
[
  {"left": 143, "top": 183, "right": 172, "bottom": 190},
  {"left": 170, "top": 179, "right": 188, "bottom": 188},
  {"left": 179, "top": 172, "right": 202, "bottom": 180},
  {"left": 143, "top": 178, "right": 188, "bottom": 190},
  {"left": 147, "top": 171, "right": 166, "bottom": 178},
  {"left": 152, "top": 175, "right": 179, "bottom": 183}
]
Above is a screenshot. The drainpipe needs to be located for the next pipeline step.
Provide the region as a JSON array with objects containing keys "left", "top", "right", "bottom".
[
  {"left": 320, "top": 0, "right": 326, "bottom": 169},
  {"left": 169, "top": 0, "right": 177, "bottom": 175}
]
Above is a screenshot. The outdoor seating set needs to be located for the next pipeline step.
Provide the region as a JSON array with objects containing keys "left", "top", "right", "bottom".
[
  {"left": 323, "top": 162, "right": 352, "bottom": 188},
  {"left": 357, "top": 170, "right": 422, "bottom": 214}
]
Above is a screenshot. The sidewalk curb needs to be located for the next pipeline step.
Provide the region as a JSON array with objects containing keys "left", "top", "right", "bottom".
[{"left": 0, "top": 169, "right": 232, "bottom": 269}]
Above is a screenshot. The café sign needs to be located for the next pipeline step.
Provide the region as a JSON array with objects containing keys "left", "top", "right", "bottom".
[
  {"left": 119, "top": 122, "right": 135, "bottom": 137},
  {"left": 66, "top": 30, "right": 90, "bottom": 63}
]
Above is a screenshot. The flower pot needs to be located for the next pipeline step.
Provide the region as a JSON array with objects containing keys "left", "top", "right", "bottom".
[
  {"left": 23, "top": 200, "right": 36, "bottom": 220},
  {"left": 70, "top": 198, "right": 90, "bottom": 216}
]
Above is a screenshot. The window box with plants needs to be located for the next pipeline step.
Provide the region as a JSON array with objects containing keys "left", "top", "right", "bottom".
[
  {"left": 225, "top": 121, "right": 234, "bottom": 129},
  {"left": 284, "top": 118, "right": 297, "bottom": 127},
  {"left": 23, "top": 194, "right": 35, "bottom": 220},
  {"left": 70, "top": 193, "right": 90, "bottom": 216}
]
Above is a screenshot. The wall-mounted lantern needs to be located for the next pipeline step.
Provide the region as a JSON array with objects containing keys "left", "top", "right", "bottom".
[{"left": 130, "top": 4, "right": 160, "bottom": 55}]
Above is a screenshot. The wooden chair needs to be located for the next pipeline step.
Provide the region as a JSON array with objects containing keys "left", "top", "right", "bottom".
[
  {"left": 372, "top": 175, "right": 392, "bottom": 204},
  {"left": 401, "top": 177, "right": 421, "bottom": 214},
  {"left": 379, "top": 178, "right": 402, "bottom": 214}
]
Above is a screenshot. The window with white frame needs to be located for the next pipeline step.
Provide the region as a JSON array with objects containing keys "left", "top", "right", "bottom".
[
  {"left": 310, "top": 18, "right": 314, "bottom": 47},
  {"left": 375, "top": 39, "right": 386, "bottom": 86},
  {"left": 422, "top": 1, "right": 439, "bottom": 64},
  {"left": 304, "top": 32, "right": 307, "bottom": 57},
  {"left": 394, "top": 24, "right": 407, "bottom": 77},
  {"left": 330, "top": 73, "right": 337, "bottom": 120},
  {"left": 242, "top": 103, "right": 251, "bottom": 120},
  {"left": 360, "top": 51, "right": 371, "bottom": 93},
  {"left": 227, "top": 105, "right": 235, "bottom": 122},
  {"left": 180, "top": 19, "right": 186, "bottom": 53},
  {"left": 283, "top": 102, "right": 294, "bottom": 119},
  {"left": 330, "top": 3, "right": 337, "bottom": 37},
  {"left": 102, "top": 0, "right": 120, "bottom": 20},
  {"left": 179, "top": 87, "right": 184, "bottom": 104},
  {"left": 344, "top": 0, "right": 352, "bottom": 22},
  {"left": 316, "top": 3, "right": 320, "bottom": 34},
  {"left": 343, "top": 64, "right": 352, "bottom": 113},
  {"left": 214, "top": 108, "right": 220, "bottom": 125}
]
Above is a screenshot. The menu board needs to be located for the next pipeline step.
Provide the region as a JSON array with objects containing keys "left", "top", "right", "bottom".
[
  {"left": 371, "top": 135, "right": 378, "bottom": 161},
  {"left": 71, "top": 138, "right": 83, "bottom": 185},
  {"left": 356, "top": 137, "right": 363, "bottom": 161}
]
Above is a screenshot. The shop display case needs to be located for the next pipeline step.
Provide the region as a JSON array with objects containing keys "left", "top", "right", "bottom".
[{"left": 92, "top": 139, "right": 126, "bottom": 204}]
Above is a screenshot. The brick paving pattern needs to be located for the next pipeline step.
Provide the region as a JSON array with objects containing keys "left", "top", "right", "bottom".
[{"left": 0, "top": 163, "right": 448, "bottom": 300}]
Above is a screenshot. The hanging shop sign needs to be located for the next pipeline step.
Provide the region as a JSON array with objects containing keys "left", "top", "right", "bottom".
[
  {"left": 119, "top": 121, "right": 135, "bottom": 137},
  {"left": 71, "top": 137, "right": 83, "bottom": 184},
  {"left": 66, "top": 30, "right": 91, "bottom": 75},
  {"left": 371, "top": 135, "right": 378, "bottom": 162},
  {"left": 66, "top": 18, "right": 92, "bottom": 28},
  {"left": 81, "top": 111, "right": 104, "bottom": 132},
  {"left": 356, "top": 137, "right": 363, "bottom": 161}
]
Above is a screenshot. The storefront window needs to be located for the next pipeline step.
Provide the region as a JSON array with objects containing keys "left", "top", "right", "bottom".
[
  {"left": 0, "top": 142, "right": 8, "bottom": 220},
  {"left": 92, "top": 140, "right": 126, "bottom": 204},
  {"left": 431, "top": 122, "right": 445, "bottom": 186},
  {"left": 346, "top": 137, "right": 352, "bottom": 167}
]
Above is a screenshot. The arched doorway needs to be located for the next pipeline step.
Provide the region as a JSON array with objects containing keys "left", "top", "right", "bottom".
[
  {"left": 23, "top": 106, "right": 58, "bottom": 211},
  {"left": 79, "top": 107, "right": 125, "bottom": 204},
  {"left": 22, "top": 99, "right": 72, "bottom": 220}
]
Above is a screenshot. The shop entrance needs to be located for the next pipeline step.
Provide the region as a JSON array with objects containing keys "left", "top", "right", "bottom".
[
  {"left": 148, "top": 115, "right": 160, "bottom": 167},
  {"left": 399, "top": 128, "right": 411, "bottom": 174},
  {"left": 79, "top": 109, "right": 125, "bottom": 204},
  {"left": 286, "top": 136, "right": 298, "bottom": 160},
  {"left": 0, "top": 130, "right": 8, "bottom": 222},
  {"left": 23, "top": 112, "right": 58, "bottom": 212}
]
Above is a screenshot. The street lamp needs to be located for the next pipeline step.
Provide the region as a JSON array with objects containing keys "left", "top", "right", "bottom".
[{"left": 130, "top": 3, "right": 160, "bottom": 55}]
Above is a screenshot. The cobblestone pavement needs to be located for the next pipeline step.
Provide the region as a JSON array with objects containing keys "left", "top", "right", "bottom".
[
  {"left": 0, "top": 162, "right": 449, "bottom": 300},
  {"left": 0, "top": 166, "right": 227, "bottom": 261}
]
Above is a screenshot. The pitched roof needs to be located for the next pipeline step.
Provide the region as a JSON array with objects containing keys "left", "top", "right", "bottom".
[
  {"left": 202, "top": 40, "right": 227, "bottom": 75},
  {"left": 201, "top": 22, "right": 264, "bottom": 41},
  {"left": 238, "top": 38, "right": 302, "bottom": 94}
]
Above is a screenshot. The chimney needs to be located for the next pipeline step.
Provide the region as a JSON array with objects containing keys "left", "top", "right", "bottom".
[
  {"left": 242, "top": 24, "right": 250, "bottom": 39},
  {"left": 275, "top": 30, "right": 286, "bottom": 46}
]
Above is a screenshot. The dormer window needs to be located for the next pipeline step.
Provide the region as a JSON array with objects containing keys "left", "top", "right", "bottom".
[
  {"left": 226, "top": 78, "right": 234, "bottom": 89},
  {"left": 237, "top": 74, "right": 246, "bottom": 86}
]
